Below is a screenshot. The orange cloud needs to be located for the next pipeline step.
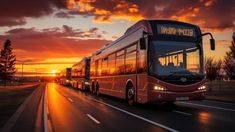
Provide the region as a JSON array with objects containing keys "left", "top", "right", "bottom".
[
  {"left": 0, "top": 26, "right": 111, "bottom": 76},
  {"left": 1, "top": 0, "right": 233, "bottom": 31},
  {"left": 65, "top": 0, "right": 234, "bottom": 31},
  {"left": 66, "top": 0, "right": 144, "bottom": 23},
  {"left": 203, "top": 0, "right": 216, "bottom": 7}
]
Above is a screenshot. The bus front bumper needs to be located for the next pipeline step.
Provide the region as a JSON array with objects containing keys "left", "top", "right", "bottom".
[{"left": 148, "top": 90, "right": 206, "bottom": 102}]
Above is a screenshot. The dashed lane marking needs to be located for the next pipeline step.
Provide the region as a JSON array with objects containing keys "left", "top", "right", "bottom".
[
  {"left": 67, "top": 98, "right": 74, "bottom": 103},
  {"left": 173, "top": 110, "right": 192, "bottom": 116},
  {"left": 86, "top": 114, "right": 101, "bottom": 124}
]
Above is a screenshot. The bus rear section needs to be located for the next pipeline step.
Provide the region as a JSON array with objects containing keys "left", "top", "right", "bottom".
[
  {"left": 59, "top": 68, "right": 72, "bottom": 86},
  {"left": 89, "top": 20, "right": 214, "bottom": 104},
  {"left": 71, "top": 57, "right": 91, "bottom": 91}
]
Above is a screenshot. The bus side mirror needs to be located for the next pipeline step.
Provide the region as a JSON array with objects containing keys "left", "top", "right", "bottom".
[
  {"left": 210, "top": 38, "right": 215, "bottom": 50},
  {"left": 140, "top": 38, "right": 146, "bottom": 50}
]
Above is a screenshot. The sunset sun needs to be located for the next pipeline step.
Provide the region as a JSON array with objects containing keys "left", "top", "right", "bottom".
[{"left": 51, "top": 70, "right": 58, "bottom": 77}]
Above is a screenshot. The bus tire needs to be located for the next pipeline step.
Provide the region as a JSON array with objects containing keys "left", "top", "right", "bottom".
[{"left": 126, "top": 82, "right": 135, "bottom": 105}]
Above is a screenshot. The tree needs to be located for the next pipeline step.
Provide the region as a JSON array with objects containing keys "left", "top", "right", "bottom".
[
  {"left": 205, "top": 57, "right": 222, "bottom": 81},
  {"left": 0, "top": 40, "right": 16, "bottom": 85},
  {"left": 224, "top": 32, "right": 235, "bottom": 79}
]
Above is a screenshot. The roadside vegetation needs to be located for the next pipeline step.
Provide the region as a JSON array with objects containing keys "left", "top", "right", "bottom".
[
  {"left": 205, "top": 32, "right": 235, "bottom": 82},
  {"left": 204, "top": 32, "right": 235, "bottom": 102},
  {"left": 0, "top": 39, "right": 16, "bottom": 86}
]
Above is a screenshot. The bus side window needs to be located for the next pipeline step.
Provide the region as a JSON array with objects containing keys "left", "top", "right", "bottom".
[
  {"left": 94, "top": 60, "right": 99, "bottom": 77},
  {"left": 90, "top": 61, "right": 95, "bottom": 77},
  {"left": 116, "top": 50, "right": 125, "bottom": 75},
  {"left": 102, "top": 57, "right": 108, "bottom": 76},
  {"left": 137, "top": 49, "right": 147, "bottom": 73},
  {"left": 126, "top": 44, "right": 137, "bottom": 74},
  {"left": 108, "top": 53, "right": 116, "bottom": 75},
  {"left": 97, "top": 59, "right": 102, "bottom": 76}
]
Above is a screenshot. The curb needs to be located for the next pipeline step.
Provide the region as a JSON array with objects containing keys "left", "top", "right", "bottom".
[{"left": 0, "top": 85, "right": 41, "bottom": 132}]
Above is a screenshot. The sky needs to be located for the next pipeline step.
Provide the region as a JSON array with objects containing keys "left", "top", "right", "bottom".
[{"left": 0, "top": 0, "right": 234, "bottom": 76}]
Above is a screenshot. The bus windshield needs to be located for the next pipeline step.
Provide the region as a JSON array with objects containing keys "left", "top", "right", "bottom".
[{"left": 149, "top": 41, "right": 203, "bottom": 79}]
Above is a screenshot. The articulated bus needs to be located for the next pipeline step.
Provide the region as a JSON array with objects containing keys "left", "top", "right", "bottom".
[
  {"left": 59, "top": 68, "right": 72, "bottom": 86},
  {"left": 89, "top": 20, "right": 215, "bottom": 105},
  {"left": 71, "top": 57, "right": 91, "bottom": 91}
]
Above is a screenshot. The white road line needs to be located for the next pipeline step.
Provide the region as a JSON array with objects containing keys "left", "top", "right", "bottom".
[
  {"left": 44, "top": 86, "right": 49, "bottom": 132},
  {"left": 173, "top": 110, "right": 192, "bottom": 116},
  {"left": 178, "top": 102, "right": 235, "bottom": 112},
  {"left": 86, "top": 114, "right": 101, "bottom": 124},
  {"left": 91, "top": 99, "right": 178, "bottom": 132},
  {"left": 67, "top": 97, "right": 74, "bottom": 102}
]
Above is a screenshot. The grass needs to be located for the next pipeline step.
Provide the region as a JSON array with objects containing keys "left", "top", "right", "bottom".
[{"left": 0, "top": 84, "right": 38, "bottom": 128}]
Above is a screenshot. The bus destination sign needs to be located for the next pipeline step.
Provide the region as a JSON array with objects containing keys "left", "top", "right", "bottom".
[{"left": 157, "top": 24, "right": 195, "bottom": 37}]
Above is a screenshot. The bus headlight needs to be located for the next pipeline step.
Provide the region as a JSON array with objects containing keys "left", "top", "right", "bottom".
[
  {"left": 154, "top": 85, "right": 166, "bottom": 91},
  {"left": 198, "top": 85, "right": 206, "bottom": 91},
  {"left": 85, "top": 82, "right": 90, "bottom": 85}
]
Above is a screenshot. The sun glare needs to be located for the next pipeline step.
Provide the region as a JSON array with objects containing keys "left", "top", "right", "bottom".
[{"left": 51, "top": 70, "right": 58, "bottom": 77}]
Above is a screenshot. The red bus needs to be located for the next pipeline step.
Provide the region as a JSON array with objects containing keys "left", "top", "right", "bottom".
[
  {"left": 90, "top": 20, "right": 215, "bottom": 105},
  {"left": 71, "top": 57, "right": 91, "bottom": 91}
]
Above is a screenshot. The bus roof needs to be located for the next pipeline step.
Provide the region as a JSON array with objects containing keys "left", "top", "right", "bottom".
[
  {"left": 92, "top": 19, "right": 200, "bottom": 57},
  {"left": 72, "top": 57, "right": 90, "bottom": 67}
]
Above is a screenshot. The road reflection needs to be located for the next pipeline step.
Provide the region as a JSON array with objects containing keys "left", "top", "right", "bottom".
[
  {"left": 198, "top": 111, "right": 211, "bottom": 124},
  {"left": 48, "top": 83, "right": 67, "bottom": 123}
]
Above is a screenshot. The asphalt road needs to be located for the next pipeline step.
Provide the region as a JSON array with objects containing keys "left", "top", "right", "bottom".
[{"left": 46, "top": 83, "right": 235, "bottom": 132}]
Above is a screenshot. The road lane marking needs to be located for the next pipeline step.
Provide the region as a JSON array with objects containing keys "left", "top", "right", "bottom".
[
  {"left": 67, "top": 97, "right": 74, "bottom": 103},
  {"left": 173, "top": 110, "right": 192, "bottom": 116},
  {"left": 86, "top": 114, "right": 101, "bottom": 124},
  {"left": 91, "top": 99, "right": 178, "bottom": 132},
  {"left": 178, "top": 102, "right": 235, "bottom": 112}
]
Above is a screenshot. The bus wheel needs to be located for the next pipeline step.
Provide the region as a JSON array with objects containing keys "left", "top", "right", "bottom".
[
  {"left": 126, "top": 84, "right": 135, "bottom": 105},
  {"left": 95, "top": 82, "right": 99, "bottom": 96}
]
